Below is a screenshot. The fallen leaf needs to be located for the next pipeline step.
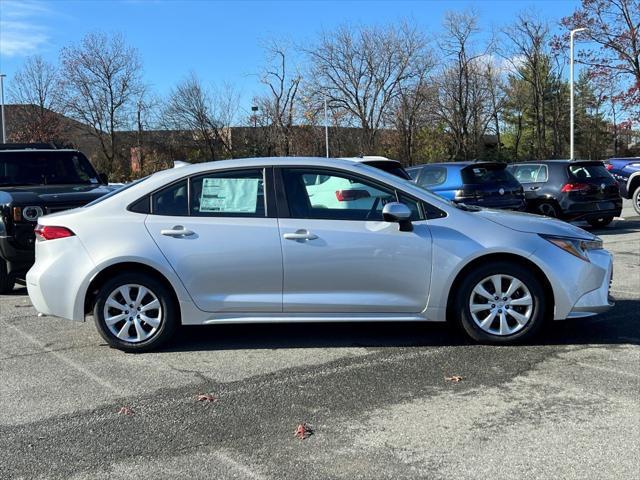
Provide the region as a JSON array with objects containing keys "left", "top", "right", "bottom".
[
  {"left": 118, "top": 406, "right": 134, "bottom": 416},
  {"left": 196, "top": 393, "right": 218, "bottom": 403},
  {"left": 445, "top": 375, "right": 463, "bottom": 383},
  {"left": 294, "top": 422, "right": 313, "bottom": 440}
]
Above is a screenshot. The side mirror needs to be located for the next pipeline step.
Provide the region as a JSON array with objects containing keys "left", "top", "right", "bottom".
[
  {"left": 382, "top": 202, "right": 413, "bottom": 232},
  {"left": 98, "top": 173, "right": 109, "bottom": 184}
]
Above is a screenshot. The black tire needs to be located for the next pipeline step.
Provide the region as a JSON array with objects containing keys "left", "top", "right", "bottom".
[
  {"left": 0, "top": 259, "right": 15, "bottom": 294},
  {"left": 453, "top": 261, "right": 547, "bottom": 344},
  {"left": 93, "top": 272, "right": 178, "bottom": 352},
  {"left": 535, "top": 201, "right": 559, "bottom": 218},
  {"left": 633, "top": 186, "right": 640, "bottom": 216},
  {"left": 587, "top": 216, "right": 614, "bottom": 228}
]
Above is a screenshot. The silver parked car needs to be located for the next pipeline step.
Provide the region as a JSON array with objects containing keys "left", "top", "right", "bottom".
[{"left": 26, "top": 157, "right": 613, "bottom": 352}]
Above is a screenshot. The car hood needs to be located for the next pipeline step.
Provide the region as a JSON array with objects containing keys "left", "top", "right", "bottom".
[
  {"left": 0, "top": 184, "right": 117, "bottom": 205},
  {"left": 474, "top": 208, "right": 595, "bottom": 240}
]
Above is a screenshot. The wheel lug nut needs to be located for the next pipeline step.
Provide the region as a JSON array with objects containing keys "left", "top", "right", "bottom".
[
  {"left": 502, "top": 297, "right": 507, "bottom": 301},
  {"left": 494, "top": 296, "right": 499, "bottom": 300},
  {"left": 491, "top": 304, "right": 496, "bottom": 308},
  {"left": 125, "top": 311, "right": 129, "bottom": 314},
  {"left": 498, "top": 309, "right": 502, "bottom": 313}
]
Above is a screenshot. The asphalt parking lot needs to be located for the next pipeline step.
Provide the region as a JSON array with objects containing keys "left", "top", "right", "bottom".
[{"left": 1, "top": 202, "right": 638, "bottom": 480}]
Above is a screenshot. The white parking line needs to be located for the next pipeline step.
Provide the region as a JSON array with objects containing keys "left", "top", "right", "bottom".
[
  {"left": 0, "top": 319, "right": 125, "bottom": 396},
  {"left": 214, "top": 450, "right": 269, "bottom": 480}
]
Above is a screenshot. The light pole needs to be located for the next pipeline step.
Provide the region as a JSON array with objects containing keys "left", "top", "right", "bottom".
[
  {"left": 324, "top": 96, "right": 329, "bottom": 158},
  {"left": 251, "top": 105, "right": 258, "bottom": 156},
  {"left": 569, "top": 27, "right": 587, "bottom": 161},
  {"left": 0, "top": 74, "right": 6, "bottom": 144}
]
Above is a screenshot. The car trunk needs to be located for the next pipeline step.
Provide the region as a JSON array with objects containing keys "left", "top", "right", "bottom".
[
  {"left": 564, "top": 162, "right": 620, "bottom": 202},
  {"left": 459, "top": 163, "right": 524, "bottom": 206}
]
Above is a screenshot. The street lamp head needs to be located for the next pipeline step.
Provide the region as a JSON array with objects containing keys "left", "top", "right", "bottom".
[
  {"left": 570, "top": 27, "right": 588, "bottom": 36},
  {"left": 251, "top": 106, "right": 259, "bottom": 112}
]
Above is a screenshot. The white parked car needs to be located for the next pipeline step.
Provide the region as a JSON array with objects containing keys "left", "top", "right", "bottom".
[{"left": 27, "top": 157, "right": 614, "bottom": 352}]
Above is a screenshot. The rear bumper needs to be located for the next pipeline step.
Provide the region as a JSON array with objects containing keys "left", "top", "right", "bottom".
[{"left": 561, "top": 198, "right": 623, "bottom": 220}]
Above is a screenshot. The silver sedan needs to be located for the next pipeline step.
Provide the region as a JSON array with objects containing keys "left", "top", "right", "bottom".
[{"left": 26, "top": 157, "right": 614, "bottom": 352}]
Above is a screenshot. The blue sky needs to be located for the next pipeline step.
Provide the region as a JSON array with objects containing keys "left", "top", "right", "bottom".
[{"left": 1, "top": 0, "right": 580, "bottom": 112}]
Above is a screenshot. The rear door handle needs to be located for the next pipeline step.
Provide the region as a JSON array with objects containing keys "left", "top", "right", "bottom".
[
  {"left": 283, "top": 230, "right": 318, "bottom": 241},
  {"left": 161, "top": 226, "right": 195, "bottom": 237}
]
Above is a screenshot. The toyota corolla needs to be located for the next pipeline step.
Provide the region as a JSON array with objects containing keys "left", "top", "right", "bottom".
[{"left": 26, "top": 157, "right": 614, "bottom": 352}]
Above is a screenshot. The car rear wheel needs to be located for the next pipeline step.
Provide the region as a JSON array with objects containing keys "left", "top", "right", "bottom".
[
  {"left": 587, "top": 216, "right": 614, "bottom": 228},
  {"left": 454, "top": 262, "right": 546, "bottom": 344},
  {"left": 633, "top": 186, "right": 640, "bottom": 216},
  {"left": 93, "top": 272, "right": 178, "bottom": 352},
  {"left": 535, "top": 201, "right": 559, "bottom": 218}
]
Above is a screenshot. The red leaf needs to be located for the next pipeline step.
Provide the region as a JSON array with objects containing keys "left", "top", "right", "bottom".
[
  {"left": 196, "top": 393, "right": 218, "bottom": 403},
  {"left": 294, "top": 422, "right": 313, "bottom": 440},
  {"left": 118, "top": 406, "right": 134, "bottom": 416}
]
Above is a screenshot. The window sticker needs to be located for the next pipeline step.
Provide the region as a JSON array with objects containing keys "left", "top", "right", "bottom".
[{"left": 200, "top": 178, "right": 259, "bottom": 213}]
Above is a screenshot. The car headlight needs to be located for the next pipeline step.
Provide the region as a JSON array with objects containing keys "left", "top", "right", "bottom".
[
  {"left": 22, "top": 206, "right": 44, "bottom": 222},
  {"left": 540, "top": 234, "right": 603, "bottom": 262}
]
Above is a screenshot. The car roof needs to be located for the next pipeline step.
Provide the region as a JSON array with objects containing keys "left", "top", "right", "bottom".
[
  {"left": 0, "top": 148, "right": 81, "bottom": 153},
  {"left": 409, "top": 161, "right": 503, "bottom": 169},
  {"left": 339, "top": 156, "right": 401, "bottom": 164}
]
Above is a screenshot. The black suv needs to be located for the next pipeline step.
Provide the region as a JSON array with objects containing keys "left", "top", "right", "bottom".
[
  {"left": 0, "top": 145, "right": 114, "bottom": 292},
  {"left": 507, "top": 160, "right": 622, "bottom": 227}
]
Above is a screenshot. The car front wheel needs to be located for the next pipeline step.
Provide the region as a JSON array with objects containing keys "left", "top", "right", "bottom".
[
  {"left": 454, "top": 262, "right": 546, "bottom": 344},
  {"left": 93, "top": 272, "right": 178, "bottom": 352},
  {"left": 633, "top": 186, "right": 640, "bottom": 215}
]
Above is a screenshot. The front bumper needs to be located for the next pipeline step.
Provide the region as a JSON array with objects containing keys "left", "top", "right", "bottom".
[{"left": 566, "top": 249, "right": 615, "bottom": 318}]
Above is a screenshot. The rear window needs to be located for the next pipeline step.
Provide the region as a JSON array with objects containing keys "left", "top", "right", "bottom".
[
  {"left": 568, "top": 164, "right": 610, "bottom": 180},
  {"left": 415, "top": 166, "right": 448, "bottom": 187},
  {"left": 461, "top": 165, "right": 515, "bottom": 184},
  {"left": 362, "top": 161, "right": 411, "bottom": 180}
]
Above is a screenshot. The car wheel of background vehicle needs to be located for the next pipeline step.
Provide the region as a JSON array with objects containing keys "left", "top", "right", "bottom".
[
  {"left": 454, "top": 262, "right": 546, "bottom": 344},
  {"left": 633, "top": 186, "right": 640, "bottom": 215},
  {"left": 0, "top": 259, "right": 15, "bottom": 294},
  {"left": 587, "top": 216, "right": 614, "bottom": 228},
  {"left": 93, "top": 272, "right": 178, "bottom": 352},
  {"left": 536, "top": 201, "right": 559, "bottom": 218}
]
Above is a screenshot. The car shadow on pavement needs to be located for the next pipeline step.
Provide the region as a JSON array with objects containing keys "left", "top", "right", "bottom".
[
  {"left": 583, "top": 218, "right": 640, "bottom": 236},
  {"left": 163, "top": 298, "right": 639, "bottom": 352}
]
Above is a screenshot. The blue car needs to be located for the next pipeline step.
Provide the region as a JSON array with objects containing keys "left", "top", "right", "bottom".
[
  {"left": 606, "top": 157, "right": 640, "bottom": 215},
  {"left": 407, "top": 161, "right": 526, "bottom": 210}
]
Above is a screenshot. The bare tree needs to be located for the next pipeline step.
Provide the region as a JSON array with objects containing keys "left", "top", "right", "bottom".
[
  {"left": 255, "top": 41, "right": 302, "bottom": 156},
  {"left": 8, "top": 55, "right": 66, "bottom": 143},
  {"left": 435, "top": 11, "right": 494, "bottom": 160},
  {"left": 502, "top": 14, "right": 557, "bottom": 159},
  {"left": 59, "top": 32, "right": 143, "bottom": 172},
  {"left": 162, "top": 73, "right": 238, "bottom": 161},
  {"left": 306, "top": 22, "right": 429, "bottom": 154}
]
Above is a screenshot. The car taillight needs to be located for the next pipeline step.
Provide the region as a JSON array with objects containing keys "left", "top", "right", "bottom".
[
  {"left": 605, "top": 163, "right": 613, "bottom": 171},
  {"left": 561, "top": 183, "right": 590, "bottom": 192},
  {"left": 335, "top": 189, "right": 371, "bottom": 201},
  {"left": 34, "top": 225, "right": 75, "bottom": 241}
]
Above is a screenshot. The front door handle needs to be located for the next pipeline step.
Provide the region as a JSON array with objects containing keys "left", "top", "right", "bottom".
[
  {"left": 161, "top": 226, "right": 195, "bottom": 237},
  {"left": 283, "top": 230, "right": 318, "bottom": 241},
  {"left": 529, "top": 186, "right": 541, "bottom": 191}
]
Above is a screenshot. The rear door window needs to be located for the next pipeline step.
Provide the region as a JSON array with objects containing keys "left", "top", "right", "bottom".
[
  {"left": 415, "top": 166, "right": 447, "bottom": 187},
  {"left": 510, "top": 164, "right": 548, "bottom": 183}
]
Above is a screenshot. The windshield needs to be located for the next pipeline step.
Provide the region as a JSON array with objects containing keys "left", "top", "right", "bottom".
[
  {"left": 0, "top": 151, "right": 99, "bottom": 186},
  {"left": 568, "top": 164, "right": 610, "bottom": 179},
  {"left": 461, "top": 164, "right": 516, "bottom": 184}
]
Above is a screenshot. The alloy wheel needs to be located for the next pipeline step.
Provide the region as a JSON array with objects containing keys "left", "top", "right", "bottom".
[
  {"left": 468, "top": 274, "right": 534, "bottom": 336},
  {"left": 103, "top": 284, "right": 162, "bottom": 343}
]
